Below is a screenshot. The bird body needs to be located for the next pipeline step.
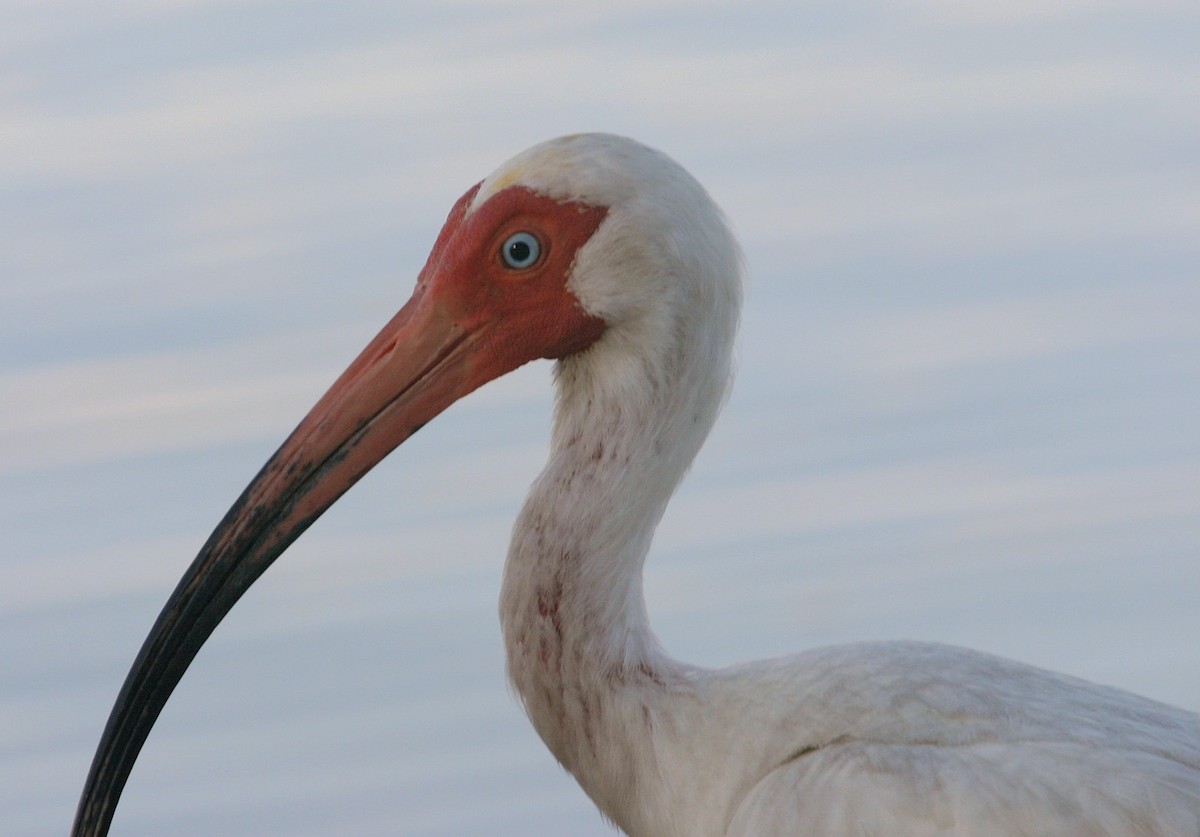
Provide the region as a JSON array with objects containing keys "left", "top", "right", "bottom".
[
  {"left": 541, "top": 639, "right": 1200, "bottom": 836},
  {"left": 74, "top": 133, "right": 1200, "bottom": 836}
]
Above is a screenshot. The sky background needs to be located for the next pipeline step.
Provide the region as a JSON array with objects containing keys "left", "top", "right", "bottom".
[{"left": 2, "top": 2, "right": 1199, "bottom": 835}]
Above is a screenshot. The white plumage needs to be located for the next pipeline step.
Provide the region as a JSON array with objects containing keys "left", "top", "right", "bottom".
[
  {"left": 74, "top": 134, "right": 1200, "bottom": 837},
  {"left": 490, "top": 135, "right": 1200, "bottom": 836}
]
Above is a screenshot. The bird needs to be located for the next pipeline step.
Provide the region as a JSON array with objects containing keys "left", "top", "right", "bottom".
[{"left": 73, "top": 133, "right": 1200, "bottom": 837}]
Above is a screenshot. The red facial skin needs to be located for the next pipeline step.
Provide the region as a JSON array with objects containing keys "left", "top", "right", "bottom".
[
  {"left": 71, "top": 185, "right": 609, "bottom": 837},
  {"left": 237, "top": 184, "right": 609, "bottom": 557}
]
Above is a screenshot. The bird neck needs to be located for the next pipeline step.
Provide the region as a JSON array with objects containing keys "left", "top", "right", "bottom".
[{"left": 499, "top": 299, "right": 735, "bottom": 822}]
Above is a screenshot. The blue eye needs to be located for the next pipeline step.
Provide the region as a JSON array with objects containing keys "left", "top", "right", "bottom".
[{"left": 500, "top": 232, "right": 542, "bottom": 270}]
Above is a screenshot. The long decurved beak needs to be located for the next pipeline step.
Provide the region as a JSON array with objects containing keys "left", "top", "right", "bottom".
[{"left": 71, "top": 282, "right": 490, "bottom": 835}]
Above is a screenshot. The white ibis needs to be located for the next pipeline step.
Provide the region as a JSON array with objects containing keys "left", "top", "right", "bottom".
[{"left": 74, "top": 134, "right": 1200, "bottom": 836}]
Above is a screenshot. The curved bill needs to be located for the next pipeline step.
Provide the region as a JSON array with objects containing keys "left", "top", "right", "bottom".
[{"left": 70, "top": 283, "right": 486, "bottom": 836}]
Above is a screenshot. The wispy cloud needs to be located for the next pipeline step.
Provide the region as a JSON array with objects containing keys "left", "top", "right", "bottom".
[
  {"left": 0, "top": 326, "right": 551, "bottom": 474},
  {"left": 804, "top": 281, "right": 1200, "bottom": 376},
  {"left": 910, "top": 0, "right": 1195, "bottom": 27}
]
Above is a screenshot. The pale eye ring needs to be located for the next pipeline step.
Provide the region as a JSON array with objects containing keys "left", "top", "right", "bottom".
[{"left": 500, "top": 231, "right": 542, "bottom": 270}]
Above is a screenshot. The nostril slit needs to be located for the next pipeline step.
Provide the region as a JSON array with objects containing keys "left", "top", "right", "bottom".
[{"left": 375, "top": 339, "right": 397, "bottom": 361}]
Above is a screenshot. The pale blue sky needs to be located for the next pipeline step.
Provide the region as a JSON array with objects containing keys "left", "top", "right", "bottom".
[{"left": 2, "top": 2, "right": 1198, "bottom": 835}]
